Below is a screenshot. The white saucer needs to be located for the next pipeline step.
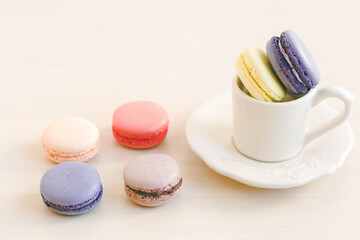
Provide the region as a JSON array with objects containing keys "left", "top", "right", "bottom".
[{"left": 186, "top": 93, "right": 354, "bottom": 189}]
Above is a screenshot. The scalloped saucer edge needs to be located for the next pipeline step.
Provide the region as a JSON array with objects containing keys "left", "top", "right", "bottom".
[{"left": 186, "top": 93, "right": 354, "bottom": 189}]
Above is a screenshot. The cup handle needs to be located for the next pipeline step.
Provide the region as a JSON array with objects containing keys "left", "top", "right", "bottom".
[{"left": 304, "top": 87, "right": 354, "bottom": 145}]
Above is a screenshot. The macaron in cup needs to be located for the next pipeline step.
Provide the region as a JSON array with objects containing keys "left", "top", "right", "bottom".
[
  {"left": 266, "top": 30, "right": 320, "bottom": 95},
  {"left": 235, "top": 47, "right": 286, "bottom": 102}
]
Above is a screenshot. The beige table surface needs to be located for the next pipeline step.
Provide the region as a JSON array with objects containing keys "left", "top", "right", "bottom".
[{"left": 1, "top": 0, "right": 359, "bottom": 239}]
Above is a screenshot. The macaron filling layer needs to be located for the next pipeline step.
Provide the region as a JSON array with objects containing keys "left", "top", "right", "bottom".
[
  {"left": 238, "top": 53, "right": 272, "bottom": 102},
  {"left": 126, "top": 177, "right": 182, "bottom": 199},
  {"left": 236, "top": 47, "right": 285, "bottom": 102},
  {"left": 41, "top": 185, "right": 103, "bottom": 214},
  {"left": 43, "top": 142, "right": 99, "bottom": 163},
  {"left": 267, "top": 37, "right": 308, "bottom": 94},
  {"left": 112, "top": 126, "right": 168, "bottom": 148},
  {"left": 279, "top": 33, "right": 314, "bottom": 89},
  {"left": 278, "top": 40, "right": 305, "bottom": 87},
  {"left": 237, "top": 53, "right": 273, "bottom": 102}
]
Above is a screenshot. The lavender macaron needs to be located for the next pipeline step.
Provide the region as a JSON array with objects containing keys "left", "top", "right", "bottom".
[
  {"left": 266, "top": 30, "right": 320, "bottom": 95},
  {"left": 40, "top": 161, "right": 103, "bottom": 215},
  {"left": 123, "top": 154, "right": 183, "bottom": 207}
]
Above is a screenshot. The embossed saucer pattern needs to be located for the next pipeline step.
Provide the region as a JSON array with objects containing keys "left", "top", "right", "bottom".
[{"left": 186, "top": 93, "right": 354, "bottom": 189}]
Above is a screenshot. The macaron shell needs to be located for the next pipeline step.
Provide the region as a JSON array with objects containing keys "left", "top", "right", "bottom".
[
  {"left": 280, "top": 30, "right": 320, "bottom": 88},
  {"left": 113, "top": 101, "right": 169, "bottom": 135},
  {"left": 40, "top": 162, "right": 102, "bottom": 207},
  {"left": 266, "top": 37, "right": 308, "bottom": 94},
  {"left": 42, "top": 117, "right": 99, "bottom": 153},
  {"left": 123, "top": 154, "right": 180, "bottom": 190}
]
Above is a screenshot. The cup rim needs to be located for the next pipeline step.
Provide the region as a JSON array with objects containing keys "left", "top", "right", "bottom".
[{"left": 232, "top": 74, "right": 315, "bottom": 105}]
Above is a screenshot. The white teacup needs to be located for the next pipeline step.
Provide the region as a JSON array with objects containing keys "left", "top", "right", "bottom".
[{"left": 232, "top": 75, "right": 354, "bottom": 162}]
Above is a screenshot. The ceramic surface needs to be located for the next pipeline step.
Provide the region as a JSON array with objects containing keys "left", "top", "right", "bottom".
[
  {"left": 186, "top": 93, "right": 354, "bottom": 189},
  {"left": 232, "top": 75, "right": 354, "bottom": 162}
]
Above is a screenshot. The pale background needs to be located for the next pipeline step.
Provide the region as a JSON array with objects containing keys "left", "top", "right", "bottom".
[{"left": 0, "top": 0, "right": 359, "bottom": 239}]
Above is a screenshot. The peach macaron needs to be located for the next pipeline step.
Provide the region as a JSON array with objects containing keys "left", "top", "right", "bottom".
[{"left": 42, "top": 117, "right": 99, "bottom": 163}]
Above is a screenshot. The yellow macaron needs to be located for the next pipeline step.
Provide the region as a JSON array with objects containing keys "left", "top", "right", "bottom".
[{"left": 235, "top": 47, "right": 285, "bottom": 102}]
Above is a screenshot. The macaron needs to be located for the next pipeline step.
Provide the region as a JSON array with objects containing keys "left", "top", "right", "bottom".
[
  {"left": 40, "top": 161, "right": 103, "bottom": 215},
  {"left": 235, "top": 47, "right": 286, "bottom": 102},
  {"left": 42, "top": 117, "right": 99, "bottom": 163},
  {"left": 123, "top": 154, "right": 183, "bottom": 207},
  {"left": 112, "top": 101, "right": 169, "bottom": 148},
  {"left": 266, "top": 30, "right": 320, "bottom": 95}
]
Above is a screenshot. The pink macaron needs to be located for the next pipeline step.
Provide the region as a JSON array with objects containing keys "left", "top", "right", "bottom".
[
  {"left": 112, "top": 101, "right": 169, "bottom": 148},
  {"left": 123, "top": 154, "right": 183, "bottom": 207}
]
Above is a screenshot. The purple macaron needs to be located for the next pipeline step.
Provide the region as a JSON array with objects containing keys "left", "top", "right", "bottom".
[
  {"left": 40, "top": 161, "right": 103, "bottom": 215},
  {"left": 266, "top": 30, "right": 320, "bottom": 95}
]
